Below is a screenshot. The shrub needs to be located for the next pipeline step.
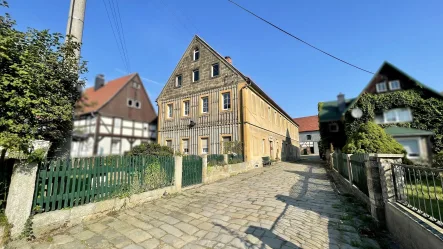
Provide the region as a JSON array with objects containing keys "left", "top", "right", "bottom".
[
  {"left": 343, "top": 122, "right": 405, "bottom": 154},
  {"left": 126, "top": 143, "right": 173, "bottom": 156},
  {"left": 143, "top": 159, "right": 169, "bottom": 190},
  {"left": 433, "top": 151, "right": 443, "bottom": 168}
]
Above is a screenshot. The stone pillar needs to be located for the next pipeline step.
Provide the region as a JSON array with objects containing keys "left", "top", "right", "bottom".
[
  {"left": 174, "top": 156, "right": 183, "bottom": 191},
  {"left": 366, "top": 154, "right": 403, "bottom": 226},
  {"left": 5, "top": 160, "right": 39, "bottom": 238},
  {"left": 223, "top": 154, "right": 228, "bottom": 165},
  {"left": 202, "top": 155, "right": 208, "bottom": 183}
]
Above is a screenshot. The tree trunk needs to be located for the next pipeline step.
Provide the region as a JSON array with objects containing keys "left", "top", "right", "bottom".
[{"left": 0, "top": 148, "right": 7, "bottom": 165}]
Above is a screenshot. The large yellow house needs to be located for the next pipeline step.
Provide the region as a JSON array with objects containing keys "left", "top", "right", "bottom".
[{"left": 156, "top": 35, "right": 300, "bottom": 166}]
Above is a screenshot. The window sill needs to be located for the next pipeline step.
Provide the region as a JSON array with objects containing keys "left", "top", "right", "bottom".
[
  {"left": 211, "top": 75, "right": 220, "bottom": 79},
  {"left": 220, "top": 109, "right": 232, "bottom": 113},
  {"left": 199, "top": 113, "right": 210, "bottom": 117}
]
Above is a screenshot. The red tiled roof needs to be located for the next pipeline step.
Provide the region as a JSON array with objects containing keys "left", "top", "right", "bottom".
[
  {"left": 78, "top": 74, "right": 135, "bottom": 114},
  {"left": 293, "top": 115, "right": 319, "bottom": 132}
]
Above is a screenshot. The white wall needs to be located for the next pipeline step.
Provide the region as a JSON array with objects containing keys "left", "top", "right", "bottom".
[{"left": 70, "top": 137, "right": 94, "bottom": 158}]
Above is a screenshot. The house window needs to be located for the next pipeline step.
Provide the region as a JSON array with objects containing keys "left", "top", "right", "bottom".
[
  {"left": 201, "top": 138, "right": 208, "bottom": 154},
  {"left": 389, "top": 80, "right": 401, "bottom": 90},
  {"left": 222, "top": 92, "right": 231, "bottom": 110},
  {"left": 329, "top": 123, "right": 339, "bottom": 132},
  {"left": 114, "top": 118, "right": 121, "bottom": 128},
  {"left": 193, "top": 48, "right": 199, "bottom": 61},
  {"left": 383, "top": 108, "right": 412, "bottom": 123},
  {"left": 183, "top": 100, "right": 190, "bottom": 116},
  {"left": 132, "top": 82, "right": 140, "bottom": 89},
  {"left": 398, "top": 139, "right": 420, "bottom": 158},
  {"left": 176, "top": 75, "right": 182, "bottom": 87},
  {"left": 211, "top": 63, "right": 219, "bottom": 77},
  {"left": 201, "top": 97, "right": 209, "bottom": 114},
  {"left": 167, "top": 104, "right": 173, "bottom": 118},
  {"left": 307, "top": 135, "right": 312, "bottom": 140},
  {"left": 135, "top": 101, "right": 141, "bottom": 109},
  {"left": 166, "top": 139, "right": 172, "bottom": 148},
  {"left": 182, "top": 139, "right": 189, "bottom": 154},
  {"left": 192, "top": 69, "right": 199, "bottom": 82},
  {"left": 376, "top": 82, "right": 387, "bottom": 93},
  {"left": 127, "top": 98, "right": 133, "bottom": 107}
]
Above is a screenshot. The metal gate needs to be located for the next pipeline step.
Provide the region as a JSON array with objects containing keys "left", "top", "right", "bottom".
[{"left": 182, "top": 155, "right": 202, "bottom": 187}]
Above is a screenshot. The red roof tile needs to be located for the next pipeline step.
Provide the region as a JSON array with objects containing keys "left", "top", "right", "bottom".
[
  {"left": 78, "top": 74, "right": 135, "bottom": 114},
  {"left": 293, "top": 115, "right": 319, "bottom": 132}
]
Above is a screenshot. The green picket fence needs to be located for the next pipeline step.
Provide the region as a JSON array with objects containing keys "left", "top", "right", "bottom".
[
  {"left": 32, "top": 155, "right": 174, "bottom": 213},
  {"left": 332, "top": 153, "right": 339, "bottom": 170},
  {"left": 182, "top": 155, "right": 202, "bottom": 187},
  {"left": 350, "top": 154, "right": 369, "bottom": 196},
  {"left": 338, "top": 153, "right": 349, "bottom": 179}
]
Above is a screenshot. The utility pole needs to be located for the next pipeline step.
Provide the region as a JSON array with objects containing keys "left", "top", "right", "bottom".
[{"left": 61, "top": 0, "right": 87, "bottom": 158}]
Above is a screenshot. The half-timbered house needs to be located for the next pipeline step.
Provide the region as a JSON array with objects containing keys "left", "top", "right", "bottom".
[{"left": 71, "top": 73, "right": 157, "bottom": 157}]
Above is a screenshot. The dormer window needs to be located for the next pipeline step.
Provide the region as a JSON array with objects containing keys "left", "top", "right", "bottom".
[
  {"left": 376, "top": 82, "right": 387, "bottom": 93},
  {"left": 389, "top": 80, "right": 401, "bottom": 90},
  {"left": 193, "top": 48, "right": 199, "bottom": 61},
  {"left": 175, "top": 75, "right": 182, "bottom": 87}
]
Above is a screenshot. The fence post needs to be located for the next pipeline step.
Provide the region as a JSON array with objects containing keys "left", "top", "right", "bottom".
[
  {"left": 174, "top": 156, "right": 183, "bottom": 191},
  {"left": 365, "top": 154, "right": 403, "bottom": 226},
  {"left": 223, "top": 154, "right": 228, "bottom": 165},
  {"left": 346, "top": 154, "right": 353, "bottom": 184},
  {"left": 202, "top": 155, "right": 208, "bottom": 183}
]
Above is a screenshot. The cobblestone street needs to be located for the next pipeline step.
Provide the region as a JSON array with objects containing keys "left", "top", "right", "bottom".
[{"left": 13, "top": 159, "right": 381, "bottom": 249}]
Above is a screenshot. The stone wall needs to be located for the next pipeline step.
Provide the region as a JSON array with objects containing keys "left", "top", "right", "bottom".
[{"left": 205, "top": 161, "right": 256, "bottom": 184}]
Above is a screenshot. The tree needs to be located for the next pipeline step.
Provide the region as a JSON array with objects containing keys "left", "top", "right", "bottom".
[
  {"left": 343, "top": 122, "right": 405, "bottom": 154},
  {"left": 0, "top": 1, "right": 88, "bottom": 158}
]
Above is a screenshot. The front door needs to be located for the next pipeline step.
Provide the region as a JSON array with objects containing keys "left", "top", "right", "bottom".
[{"left": 269, "top": 141, "right": 274, "bottom": 159}]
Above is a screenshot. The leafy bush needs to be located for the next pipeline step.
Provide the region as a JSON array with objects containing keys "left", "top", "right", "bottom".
[
  {"left": 126, "top": 143, "right": 173, "bottom": 156},
  {"left": 143, "top": 159, "right": 169, "bottom": 190},
  {"left": 343, "top": 122, "right": 405, "bottom": 154},
  {"left": 433, "top": 151, "right": 443, "bottom": 168}
]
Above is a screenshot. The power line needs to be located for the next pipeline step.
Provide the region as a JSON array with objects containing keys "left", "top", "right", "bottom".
[
  {"left": 227, "top": 0, "right": 374, "bottom": 75},
  {"left": 109, "top": 0, "right": 131, "bottom": 72},
  {"left": 101, "top": 0, "right": 130, "bottom": 72},
  {"left": 163, "top": 0, "right": 200, "bottom": 35}
]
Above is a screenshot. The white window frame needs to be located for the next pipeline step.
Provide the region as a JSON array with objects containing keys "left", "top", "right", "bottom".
[
  {"left": 132, "top": 82, "right": 140, "bottom": 89},
  {"left": 182, "top": 139, "right": 189, "bottom": 154},
  {"left": 134, "top": 100, "right": 141, "bottom": 109},
  {"left": 167, "top": 104, "right": 173, "bottom": 118},
  {"left": 201, "top": 97, "right": 209, "bottom": 114},
  {"left": 389, "top": 80, "right": 401, "bottom": 90},
  {"left": 397, "top": 138, "right": 421, "bottom": 159},
  {"left": 329, "top": 123, "right": 339, "bottom": 132},
  {"left": 192, "top": 69, "right": 199, "bottom": 82},
  {"left": 201, "top": 138, "right": 209, "bottom": 154},
  {"left": 183, "top": 100, "right": 190, "bottom": 116},
  {"left": 222, "top": 92, "right": 231, "bottom": 110},
  {"left": 211, "top": 63, "right": 219, "bottom": 77},
  {"left": 127, "top": 98, "right": 134, "bottom": 107},
  {"left": 175, "top": 75, "right": 182, "bottom": 87},
  {"left": 193, "top": 48, "right": 199, "bottom": 61},
  {"left": 383, "top": 108, "right": 412, "bottom": 124},
  {"left": 376, "top": 82, "right": 387, "bottom": 93}
]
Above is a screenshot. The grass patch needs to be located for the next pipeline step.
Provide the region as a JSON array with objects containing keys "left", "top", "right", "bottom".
[
  {"left": 401, "top": 177, "right": 443, "bottom": 220},
  {"left": 46, "top": 236, "right": 53, "bottom": 242}
]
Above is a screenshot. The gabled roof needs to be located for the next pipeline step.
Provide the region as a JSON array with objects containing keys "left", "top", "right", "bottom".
[
  {"left": 319, "top": 61, "right": 443, "bottom": 122},
  {"left": 384, "top": 126, "right": 434, "bottom": 137},
  {"left": 158, "top": 35, "right": 298, "bottom": 127},
  {"left": 79, "top": 73, "right": 136, "bottom": 114},
  {"left": 293, "top": 116, "right": 319, "bottom": 132}
]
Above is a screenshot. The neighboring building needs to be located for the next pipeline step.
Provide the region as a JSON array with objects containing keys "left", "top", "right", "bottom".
[
  {"left": 71, "top": 73, "right": 157, "bottom": 157},
  {"left": 293, "top": 115, "right": 320, "bottom": 155},
  {"left": 319, "top": 62, "right": 442, "bottom": 162},
  {"left": 156, "top": 35, "right": 300, "bottom": 165}
]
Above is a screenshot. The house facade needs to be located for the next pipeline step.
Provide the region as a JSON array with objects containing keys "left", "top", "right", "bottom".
[
  {"left": 293, "top": 116, "right": 320, "bottom": 155},
  {"left": 71, "top": 73, "right": 157, "bottom": 157},
  {"left": 156, "top": 35, "right": 300, "bottom": 166},
  {"left": 318, "top": 62, "right": 442, "bottom": 163}
]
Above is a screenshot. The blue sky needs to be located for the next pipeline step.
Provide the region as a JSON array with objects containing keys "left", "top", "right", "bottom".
[{"left": 5, "top": 0, "right": 443, "bottom": 118}]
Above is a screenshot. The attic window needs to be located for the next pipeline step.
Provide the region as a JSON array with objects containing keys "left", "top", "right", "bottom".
[
  {"left": 132, "top": 82, "right": 140, "bottom": 89},
  {"left": 135, "top": 101, "right": 141, "bottom": 109},
  {"left": 329, "top": 123, "right": 339, "bottom": 132},
  {"left": 193, "top": 48, "right": 199, "bottom": 61},
  {"left": 192, "top": 69, "right": 199, "bottom": 82},
  {"left": 175, "top": 75, "right": 182, "bottom": 87},
  {"left": 389, "top": 80, "right": 401, "bottom": 90},
  {"left": 127, "top": 98, "right": 133, "bottom": 107},
  {"left": 376, "top": 82, "right": 387, "bottom": 93},
  {"left": 211, "top": 63, "right": 219, "bottom": 77}
]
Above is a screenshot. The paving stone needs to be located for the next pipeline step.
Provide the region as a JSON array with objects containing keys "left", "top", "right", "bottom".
[
  {"left": 109, "top": 235, "right": 134, "bottom": 248},
  {"left": 87, "top": 222, "right": 108, "bottom": 233},
  {"left": 139, "top": 238, "right": 160, "bottom": 249},
  {"left": 73, "top": 230, "right": 96, "bottom": 241},
  {"left": 148, "top": 227, "right": 167, "bottom": 239},
  {"left": 59, "top": 241, "right": 87, "bottom": 249},
  {"left": 101, "top": 227, "right": 121, "bottom": 239},
  {"left": 125, "top": 228, "right": 153, "bottom": 243},
  {"left": 52, "top": 234, "right": 75, "bottom": 245},
  {"left": 175, "top": 222, "right": 199, "bottom": 235},
  {"left": 160, "top": 223, "right": 184, "bottom": 237},
  {"left": 161, "top": 234, "right": 186, "bottom": 248},
  {"left": 122, "top": 244, "right": 144, "bottom": 249}
]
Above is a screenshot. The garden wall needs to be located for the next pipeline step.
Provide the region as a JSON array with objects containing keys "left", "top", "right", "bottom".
[{"left": 205, "top": 162, "right": 253, "bottom": 184}]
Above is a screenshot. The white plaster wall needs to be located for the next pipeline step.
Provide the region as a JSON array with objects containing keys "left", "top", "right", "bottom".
[
  {"left": 98, "top": 137, "right": 111, "bottom": 156},
  {"left": 123, "top": 120, "right": 133, "bottom": 128},
  {"left": 122, "top": 128, "right": 132, "bottom": 136},
  {"left": 122, "top": 139, "right": 131, "bottom": 154},
  {"left": 70, "top": 137, "right": 94, "bottom": 158},
  {"left": 101, "top": 117, "right": 113, "bottom": 125}
]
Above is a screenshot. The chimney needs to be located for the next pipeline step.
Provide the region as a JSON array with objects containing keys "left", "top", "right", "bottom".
[
  {"left": 94, "top": 74, "right": 105, "bottom": 91},
  {"left": 224, "top": 56, "right": 232, "bottom": 64},
  {"left": 337, "top": 93, "right": 345, "bottom": 113}
]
